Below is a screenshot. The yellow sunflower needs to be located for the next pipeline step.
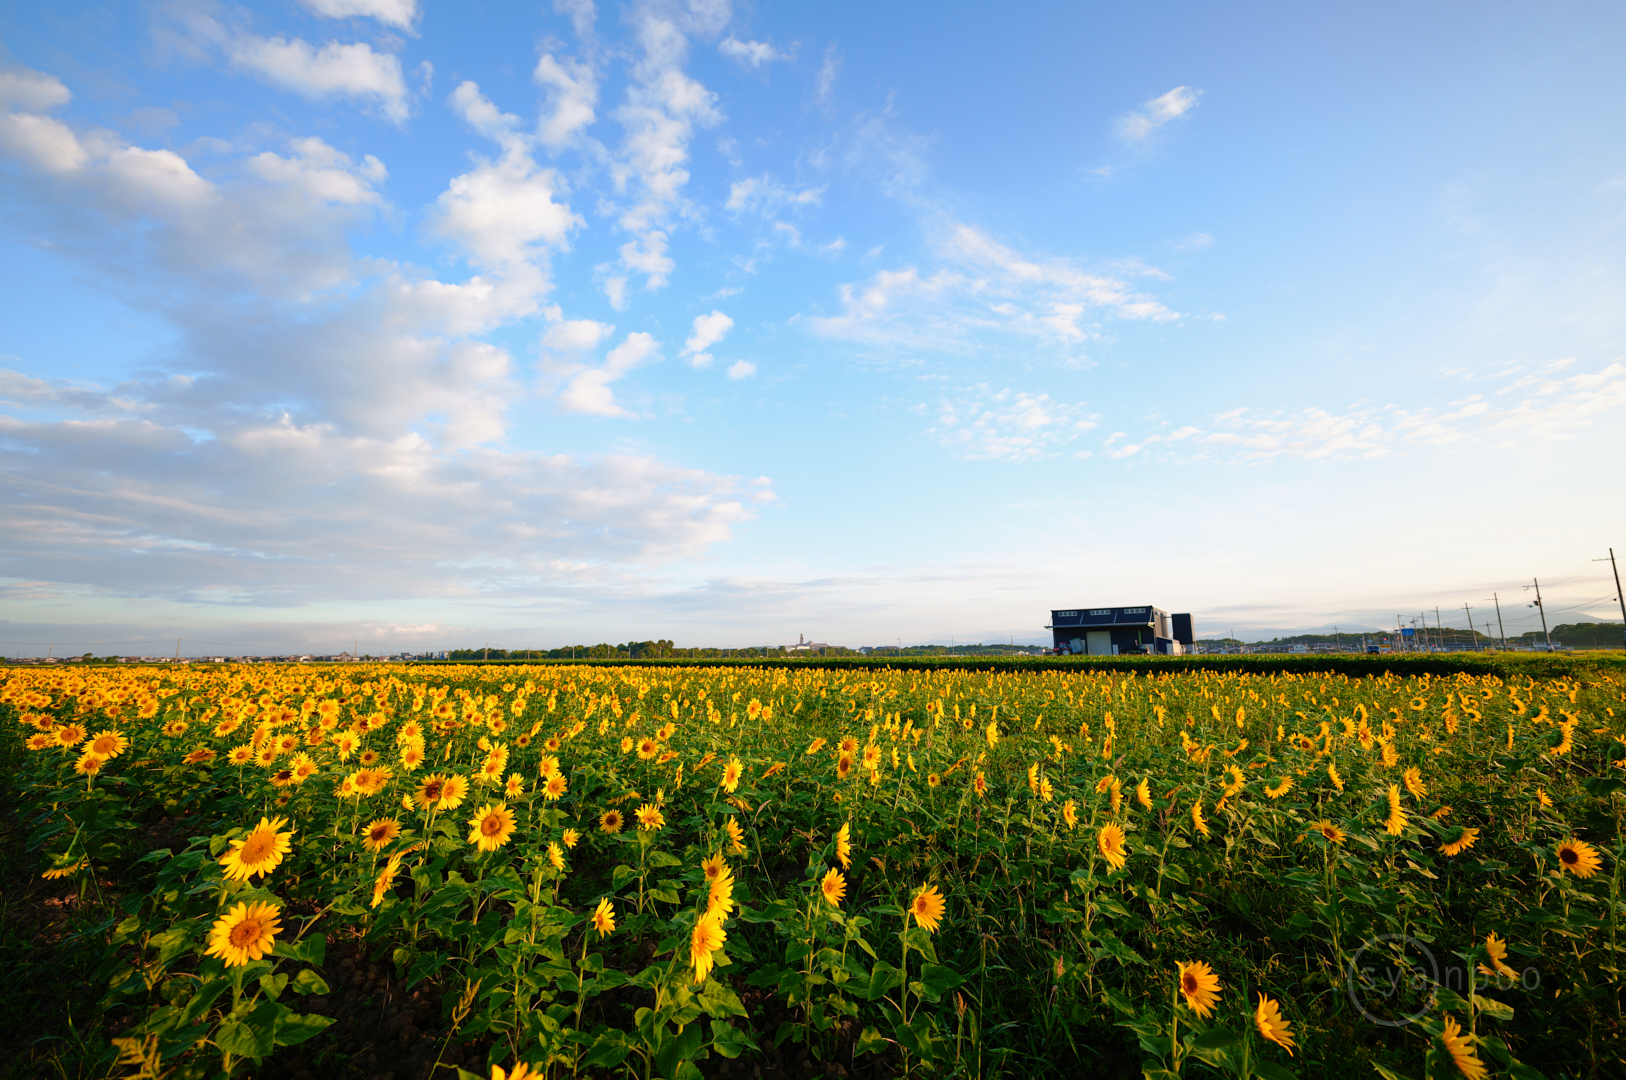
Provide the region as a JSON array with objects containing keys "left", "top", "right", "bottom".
[
  {"left": 908, "top": 884, "right": 946, "bottom": 933},
  {"left": 1177, "top": 960, "right": 1221, "bottom": 1018},
  {"left": 1556, "top": 838, "right": 1603, "bottom": 878},
  {"left": 1439, "top": 1015, "right": 1487, "bottom": 1079},
  {"left": 724, "top": 817, "right": 747, "bottom": 855},
  {"left": 599, "top": 809, "right": 624, "bottom": 834},
  {"left": 636, "top": 803, "right": 665, "bottom": 831},
  {"left": 821, "top": 867, "right": 846, "bottom": 908},
  {"left": 1311, "top": 820, "right": 1346, "bottom": 845},
  {"left": 219, "top": 817, "right": 294, "bottom": 882},
  {"left": 1479, "top": 931, "right": 1516, "bottom": 979},
  {"left": 1098, "top": 822, "right": 1128, "bottom": 871},
  {"left": 204, "top": 900, "right": 282, "bottom": 967},
  {"left": 707, "top": 865, "right": 735, "bottom": 919},
  {"left": 835, "top": 822, "right": 852, "bottom": 869},
  {"left": 467, "top": 803, "right": 516, "bottom": 853},
  {"left": 1383, "top": 784, "right": 1406, "bottom": 836},
  {"left": 362, "top": 818, "right": 401, "bottom": 853},
  {"left": 1254, "top": 993, "right": 1295, "bottom": 1055},
  {"left": 690, "top": 910, "right": 727, "bottom": 984},
  {"left": 438, "top": 774, "right": 470, "bottom": 811},
  {"left": 87, "top": 729, "right": 129, "bottom": 759},
  {"left": 720, "top": 757, "right": 743, "bottom": 793},
  {"left": 591, "top": 897, "right": 616, "bottom": 938},
  {"left": 1439, "top": 827, "right": 1479, "bottom": 857}
]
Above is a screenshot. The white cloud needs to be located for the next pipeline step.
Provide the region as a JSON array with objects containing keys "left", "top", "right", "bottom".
[
  {"left": 0, "top": 68, "right": 73, "bottom": 111},
  {"left": 724, "top": 173, "right": 823, "bottom": 216},
  {"left": 815, "top": 45, "right": 840, "bottom": 105},
  {"left": 924, "top": 385, "right": 1097, "bottom": 461},
  {"left": 554, "top": 0, "right": 597, "bottom": 38},
  {"left": 617, "top": 231, "right": 674, "bottom": 288},
  {"left": 601, "top": 6, "right": 722, "bottom": 299},
  {"left": 248, "top": 137, "right": 387, "bottom": 205},
  {"left": 727, "top": 360, "right": 755, "bottom": 379},
  {"left": 0, "top": 111, "right": 90, "bottom": 173},
  {"left": 682, "top": 310, "right": 733, "bottom": 366},
  {"left": 1102, "top": 359, "right": 1626, "bottom": 465},
  {"left": 229, "top": 35, "right": 412, "bottom": 122},
  {"left": 1116, "top": 86, "right": 1201, "bottom": 142},
  {"left": 298, "top": 0, "right": 419, "bottom": 30},
  {"left": 718, "top": 37, "right": 788, "bottom": 68},
  {"left": 541, "top": 318, "right": 615, "bottom": 354},
  {"left": 431, "top": 82, "right": 582, "bottom": 270},
  {"left": 557, "top": 332, "right": 662, "bottom": 417},
  {"left": 534, "top": 53, "right": 598, "bottom": 147},
  {"left": 804, "top": 221, "right": 1176, "bottom": 349}
]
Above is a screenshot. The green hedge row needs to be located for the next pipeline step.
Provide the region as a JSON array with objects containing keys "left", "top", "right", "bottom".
[{"left": 412, "top": 652, "right": 1626, "bottom": 678}]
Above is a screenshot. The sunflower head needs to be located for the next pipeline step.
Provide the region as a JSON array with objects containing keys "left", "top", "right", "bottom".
[
  {"left": 1177, "top": 960, "right": 1222, "bottom": 1018},
  {"left": 1556, "top": 838, "right": 1603, "bottom": 879},
  {"left": 908, "top": 884, "right": 946, "bottom": 933},
  {"left": 820, "top": 867, "right": 846, "bottom": 908}
]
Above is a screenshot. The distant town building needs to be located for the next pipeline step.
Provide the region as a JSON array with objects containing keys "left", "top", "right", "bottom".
[{"left": 1047, "top": 605, "right": 1195, "bottom": 655}]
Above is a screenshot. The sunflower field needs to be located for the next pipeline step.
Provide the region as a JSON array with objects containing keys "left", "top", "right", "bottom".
[{"left": 3, "top": 660, "right": 1624, "bottom": 1080}]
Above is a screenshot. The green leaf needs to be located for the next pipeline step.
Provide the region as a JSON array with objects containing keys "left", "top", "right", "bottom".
[
  {"left": 696, "top": 977, "right": 747, "bottom": 1019},
  {"left": 649, "top": 885, "right": 681, "bottom": 905},
  {"left": 274, "top": 932, "right": 326, "bottom": 966},
  {"left": 150, "top": 925, "right": 194, "bottom": 966},
  {"left": 1473, "top": 994, "right": 1515, "bottom": 1022},
  {"left": 855, "top": 1025, "right": 888, "bottom": 1056},
  {"left": 216, "top": 1014, "right": 275, "bottom": 1060},
  {"left": 866, "top": 961, "right": 903, "bottom": 1001},
  {"left": 709, "top": 1018, "right": 757, "bottom": 1058},
  {"left": 257, "top": 972, "right": 289, "bottom": 1000},
  {"left": 290, "top": 969, "right": 330, "bottom": 996},
  {"left": 647, "top": 850, "right": 683, "bottom": 868},
  {"left": 272, "top": 1010, "right": 336, "bottom": 1048},
  {"left": 1252, "top": 1061, "right": 1299, "bottom": 1080},
  {"left": 1190, "top": 1026, "right": 1239, "bottom": 1050},
  {"left": 654, "top": 1018, "right": 708, "bottom": 1077},
  {"left": 1369, "top": 1064, "right": 1416, "bottom": 1080},
  {"left": 916, "top": 964, "right": 966, "bottom": 1003},
  {"left": 581, "top": 1031, "right": 632, "bottom": 1068}
]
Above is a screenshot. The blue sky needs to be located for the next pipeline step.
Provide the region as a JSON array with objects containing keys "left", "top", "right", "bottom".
[{"left": 2, "top": 0, "right": 1624, "bottom": 655}]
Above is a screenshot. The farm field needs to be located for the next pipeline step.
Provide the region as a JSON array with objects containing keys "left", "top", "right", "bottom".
[{"left": 3, "top": 661, "right": 1623, "bottom": 1080}]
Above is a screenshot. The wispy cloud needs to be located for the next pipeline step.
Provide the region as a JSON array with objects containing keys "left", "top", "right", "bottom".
[
  {"left": 1101, "top": 359, "right": 1626, "bottom": 465},
  {"left": 803, "top": 220, "right": 1178, "bottom": 351},
  {"left": 1115, "top": 85, "right": 1202, "bottom": 142},
  {"left": 922, "top": 385, "right": 1097, "bottom": 461}
]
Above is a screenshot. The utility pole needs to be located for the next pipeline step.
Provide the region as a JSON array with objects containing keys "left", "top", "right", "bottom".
[
  {"left": 1463, "top": 604, "right": 1475, "bottom": 650},
  {"left": 1523, "top": 578, "right": 1552, "bottom": 651},
  {"left": 1487, "top": 593, "right": 1507, "bottom": 649},
  {"left": 1435, "top": 607, "right": 1445, "bottom": 650},
  {"left": 175, "top": 637, "right": 180, "bottom": 661},
  {"left": 1593, "top": 549, "right": 1626, "bottom": 652}
]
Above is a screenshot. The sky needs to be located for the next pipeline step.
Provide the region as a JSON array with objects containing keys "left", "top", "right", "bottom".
[{"left": 2, "top": 0, "right": 1625, "bottom": 656}]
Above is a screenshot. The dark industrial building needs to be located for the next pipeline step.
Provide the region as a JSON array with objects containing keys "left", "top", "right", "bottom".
[{"left": 1047, "top": 605, "right": 1195, "bottom": 655}]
